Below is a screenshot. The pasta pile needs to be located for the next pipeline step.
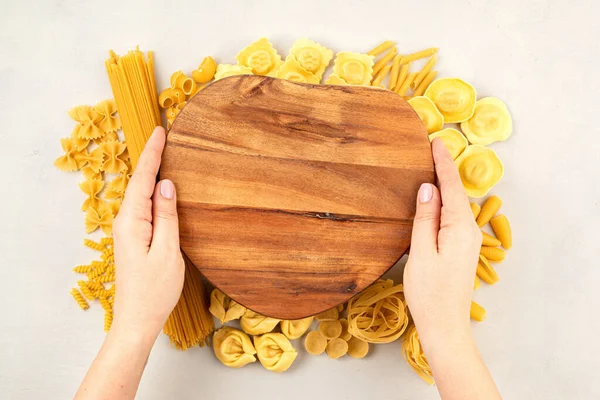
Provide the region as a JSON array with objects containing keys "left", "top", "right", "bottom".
[
  {"left": 347, "top": 279, "right": 410, "bottom": 344},
  {"left": 55, "top": 98, "right": 127, "bottom": 331},
  {"left": 105, "top": 48, "right": 162, "bottom": 169},
  {"left": 163, "top": 256, "right": 214, "bottom": 349},
  {"left": 402, "top": 325, "right": 435, "bottom": 385}
]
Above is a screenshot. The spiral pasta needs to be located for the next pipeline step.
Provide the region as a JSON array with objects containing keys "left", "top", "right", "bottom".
[
  {"left": 70, "top": 288, "right": 89, "bottom": 310},
  {"left": 347, "top": 279, "right": 409, "bottom": 344}
]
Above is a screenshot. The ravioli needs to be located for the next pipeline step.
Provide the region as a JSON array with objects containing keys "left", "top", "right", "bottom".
[
  {"left": 461, "top": 97, "right": 512, "bottom": 145},
  {"left": 425, "top": 78, "right": 476, "bottom": 123},
  {"left": 455, "top": 145, "right": 504, "bottom": 197}
]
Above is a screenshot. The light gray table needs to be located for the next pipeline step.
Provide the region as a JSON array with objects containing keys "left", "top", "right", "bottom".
[{"left": 1, "top": 0, "right": 599, "bottom": 398}]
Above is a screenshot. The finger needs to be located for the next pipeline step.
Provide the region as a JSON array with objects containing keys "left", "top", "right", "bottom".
[
  {"left": 410, "top": 182, "right": 442, "bottom": 256},
  {"left": 149, "top": 179, "right": 181, "bottom": 257},
  {"left": 121, "top": 126, "right": 167, "bottom": 214},
  {"left": 431, "top": 138, "right": 471, "bottom": 217}
]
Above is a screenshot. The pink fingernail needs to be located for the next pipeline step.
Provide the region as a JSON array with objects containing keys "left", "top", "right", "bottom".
[
  {"left": 419, "top": 183, "right": 433, "bottom": 203},
  {"left": 160, "top": 180, "right": 175, "bottom": 199}
]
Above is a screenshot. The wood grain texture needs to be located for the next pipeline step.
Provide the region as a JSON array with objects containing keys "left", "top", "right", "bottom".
[{"left": 161, "top": 75, "right": 434, "bottom": 319}]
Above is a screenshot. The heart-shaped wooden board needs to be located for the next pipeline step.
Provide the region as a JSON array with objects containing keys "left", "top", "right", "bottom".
[{"left": 161, "top": 75, "right": 434, "bottom": 319}]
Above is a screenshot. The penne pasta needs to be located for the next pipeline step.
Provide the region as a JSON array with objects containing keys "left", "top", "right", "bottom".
[
  {"left": 401, "top": 47, "right": 438, "bottom": 64},
  {"left": 412, "top": 55, "right": 438, "bottom": 89},
  {"left": 412, "top": 70, "right": 438, "bottom": 97},
  {"left": 372, "top": 64, "right": 392, "bottom": 86},
  {"left": 372, "top": 47, "right": 397, "bottom": 76},
  {"left": 367, "top": 40, "right": 395, "bottom": 56},
  {"left": 395, "top": 63, "right": 410, "bottom": 93},
  {"left": 396, "top": 72, "right": 417, "bottom": 96},
  {"left": 389, "top": 54, "right": 402, "bottom": 90}
]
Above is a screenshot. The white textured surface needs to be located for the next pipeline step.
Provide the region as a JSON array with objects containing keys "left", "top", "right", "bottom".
[{"left": 1, "top": 0, "right": 599, "bottom": 398}]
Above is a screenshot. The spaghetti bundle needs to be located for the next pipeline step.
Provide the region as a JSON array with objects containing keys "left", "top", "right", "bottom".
[
  {"left": 163, "top": 256, "right": 215, "bottom": 349},
  {"left": 105, "top": 48, "right": 162, "bottom": 168}
]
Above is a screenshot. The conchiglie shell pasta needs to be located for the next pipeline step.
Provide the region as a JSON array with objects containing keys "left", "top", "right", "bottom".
[
  {"left": 429, "top": 128, "right": 468, "bottom": 160},
  {"left": 455, "top": 145, "right": 504, "bottom": 198},
  {"left": 408, "top": 96, "right": 444, "bottom": 134},
  {"left": 425, "top": 78, "right": 477, "bottom": 123},
  {"left": 461, "top": 97, "right": 512, "bottom": 145}
]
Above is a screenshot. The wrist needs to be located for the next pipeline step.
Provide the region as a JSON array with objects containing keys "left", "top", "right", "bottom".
[{"left": 108, "top": 318, "right": 160, "bottom": 353}]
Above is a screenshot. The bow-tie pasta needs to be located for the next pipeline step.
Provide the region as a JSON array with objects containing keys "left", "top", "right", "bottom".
[
  {"left": 99, "top": 140, "right": 128, "bottom": 174},
  {"left": 240, "top": 310, "right": 280, "bottom": 335},
  {"left": 254, "top": 333, "right": 298, "bottom": 372},
  {"left": 213, "top": 327, "right": 257, "bottom": 368},
  {"left": 236, "top": 38, "right": 283, "bottom": 77},
  {"left": 209, "top": 288, "right": 247, "bottom": 324},
  {"left": 280, "top": 317, "right": 314, "bottom": 340}
]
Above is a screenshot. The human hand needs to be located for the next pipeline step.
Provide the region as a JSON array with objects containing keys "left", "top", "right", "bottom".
[
  {"left": 112, "top": 126, "right": 184, "bottom": 340},
  {"left": 404, "top": 138, "right": 482, "bottom": 344}
]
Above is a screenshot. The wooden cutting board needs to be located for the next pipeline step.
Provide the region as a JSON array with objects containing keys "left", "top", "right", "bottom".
[{"left": 161, "top": 75, "right": 434, "bottom": 319}]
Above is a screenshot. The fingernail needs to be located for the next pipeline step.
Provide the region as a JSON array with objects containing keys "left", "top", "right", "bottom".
[
  {"left": 160, "top": 180, "right": 175, "bottom": 199},
  {"left": 419, "top": 183, "right": 433, "bottom": 203}
]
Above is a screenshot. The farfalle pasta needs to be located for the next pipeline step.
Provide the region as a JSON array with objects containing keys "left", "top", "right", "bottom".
[
  {"left": 254, "top": 333, "right": 298, "bottom": 373},
  {"left": 280, "top": 317, "right": 313, "bottom": 340},
  {"left": 332, "top": 52, "right": 375, "bottom": 85},
  {"left": 214, "top": 64, "right": 253, "bottom": 81},
  {"left": 240, "top": 309, "right": 280, "bottom": 335},
  {"left": 70, "top": 105, "right": 104, "bottom": 140},
  {"left": 93, "top": 100, "right": 121, "bottom": 133},
  {"left": 79, "top": 179, "right": 104, "bottom": 212},
  {"left": 275, "top": 57, "right": 319, "bottom": 84},
  {"left": 209, "top": 288, "right": 247, "bottom": 324},
  {"left": 346, "top": 279, "right": 409, "bottom": 343},
  {"left": 402, "top": 325, "right": 434, "bottom": 385},
  {"left": 286, "top": 38, "right": 333, "bottom": 80},
  {"left": 99, "top": 140, "right": 128, "bottom": 174},
  {"left": 236, "top": 37, "right": 283, "bottom": 77},
  {"left": 212, "top": 327, "right": 257, "bottom": 368},
  {"left": 54, "top": 138, "right": 83, "bottom": 172},
  {"left": 85, "top": 207, "right": 113, "bottom": 235}
]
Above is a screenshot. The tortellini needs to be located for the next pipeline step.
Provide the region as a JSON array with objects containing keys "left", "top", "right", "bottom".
[
  {"left": 455, "top": 145, "right": 504, "bottom": 198},
  {"left": 332, "top": 52, "right": 375, "bottom": 85},
  {"left": 429, "top": 128, "right": 468, "bottom": 160},
  {"left": 280, "top": 317, "right": 314, "bottom": 340},
  {"left": 461, "top": 97, "right": 512, "bottom": 145},
  {"left": 275, "top": 57, "right": 319, "bottom": 84},
  {"left": 240, "top": 309, "right": 280, "bottom": 335},
  {"left": 407, "top": 96, "right": 444, "bottom": 134},
  {"left": 425, "top": 78, "right": 476, "bottom": 123},
  {"left": 212, "top": 327, "right": 257, "bottom": 368},
  {"left": 209, "top": 288, "right": 247, "bottom": 324},
  {"left": 214, "top": 64, "right": 253, "bottom": 81},
  {"left": 254, "top": 333, "right": 298, "bottom": 372},
  {"left": 287, "top": 38, "right": 333, "bottom": 80},
  {"left": 236, "top": 38, "right": 283, "bottom": 76}
]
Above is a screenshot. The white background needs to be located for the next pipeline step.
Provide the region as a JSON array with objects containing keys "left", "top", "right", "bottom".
[{"left": 1, "top": 0, "right": 599, "bottom": 399}]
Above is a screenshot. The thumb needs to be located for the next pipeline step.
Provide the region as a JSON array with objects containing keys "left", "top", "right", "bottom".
[
  {"left": 150, "top": 179, "right": 181, "bottom": 256},
  {"left": 410, "top": 183, "right": 442, "bottom": 256}
]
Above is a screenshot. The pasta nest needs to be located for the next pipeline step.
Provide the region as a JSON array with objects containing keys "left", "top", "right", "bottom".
[{"left": 346, "top": 279, "right": 409, "bottom": 343}]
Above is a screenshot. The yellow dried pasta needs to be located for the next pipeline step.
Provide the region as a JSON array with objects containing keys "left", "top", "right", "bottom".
[
  {"left": 192, "top": 56, "right": 217, "bottom": 84},
  {"left": 99, "top": 140, "right": 127, "bottom": 174},
  {"left": 79, "top": 179, "right": 104, "bottom": 212},
  {"left": 304, "top": 330, "right": 328, "bottom": 356},
  {"left": 480, "top": 246, "right": 506, "bottom": 262},
  {"left": 254, "top": 333, "right": 297, "bottom": 373},
  {"left": 412, "top": 70, "right": 438, "bottom": 97},
  {"left": 490, "top": 214, "right": 512, "bottom": 250},
  {"left": 54, "top": 138, "right": 84, "bottom": 172},
  {"left": 372, "top": 46, "right": 396, "bottom": 76},
  {"left": 347, "top": 337, "right": 369, "bottom": 359},
  {"left": 470, "top": 300, "right": 486, "bottom": 322},
  {"left": 477, "top": 255, "right": 499, "bottom": 284},
  {"left": 213, "top": 327, "right": 257, "bottom": 368},
  {"left": 214, "top": 64, "right": 253, "bottom": 81},
  {"left": 275, "top": 57, "right": 319, "bottom": 84},
  {"left": 332, "top": 52, "right": 374, "bottom": 85},
  {"left": 158, "top": 88, "right": 185, "bottom": 109},
  {"left": 429, "top": 128, "right": 468, "bottom": 160},
  {"left": 287, "top": 38, "right": 333, "bottom": 80},
  {"left": 70, "top": 288, "right": 89, "bottom": 310},
  {"left": 338, "top": 318, "right": 352, "bottom": 341},
  {"left": 280, "top": 317, "right": 314, "bottom": 340},
  {"left": 92, "top": 100, "right": 120, "bottom": 133},
  {"left": 481, "top": 231, "right": 502, "bottom": 247},
  {"left": 402, "top": 325, "right": 434, "bottom": 385},
  {"left": 208, "top": 288, "right": 247, "bottom": 324},
  {"left": 319, "top": 320, "right": 342, "bottom": 340},
  {"left": 408, "top": 96, "right": 444, "bottom": 134},
  {"left": 371, "top": 64, "right": 392, "bottom": 87},
  {"left": 461, "top": 97, "right": 512, "bottom": 145},
  {"left": 346, "top": 279, "right": 409, "bottom": 344},
  {"left": 367, "top": 40, "right": 395, "bottom": 56},
  {"left": 84, "top": 207, "right": 113, "bottom": 235},
  {"left": 401, "top": 47, "right": 438, "bottom": 64},
  {"left": 236, "top": 38, "right": 283, "bottom": 77},
  {"left": 170, "top": 70, "right": 196, "bottom": 96},
  {"left": 470, "top": 202, "right": 482, "bottom": 219},
  {"left": 396, "top": 72, "right": 417, "bottom": 96},
  {"left": 412, "top": 55, "right": 437, "bottom": 89},
  {"left": 326, "top": 338, "right": 348, "bottom": 359},
  {"left": 425, "top": 78, "right": 477, "bottom": 123},
  {"left": 389, "top": 54, "right": 402, "bottom": 90},
  {"left": 477, "top": 195, "right": 502, "bottom": 227},
  {"left": 455, "top": 145, "right": 504, "bottom": 198},
  {"left": 240, "top": 310, "right": 280, "bottom": 335}
]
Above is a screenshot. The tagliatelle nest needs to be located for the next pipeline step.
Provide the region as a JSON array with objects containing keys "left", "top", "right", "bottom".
[{"left": 346, "top": 279, "right": 409, "bottom": 343}]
